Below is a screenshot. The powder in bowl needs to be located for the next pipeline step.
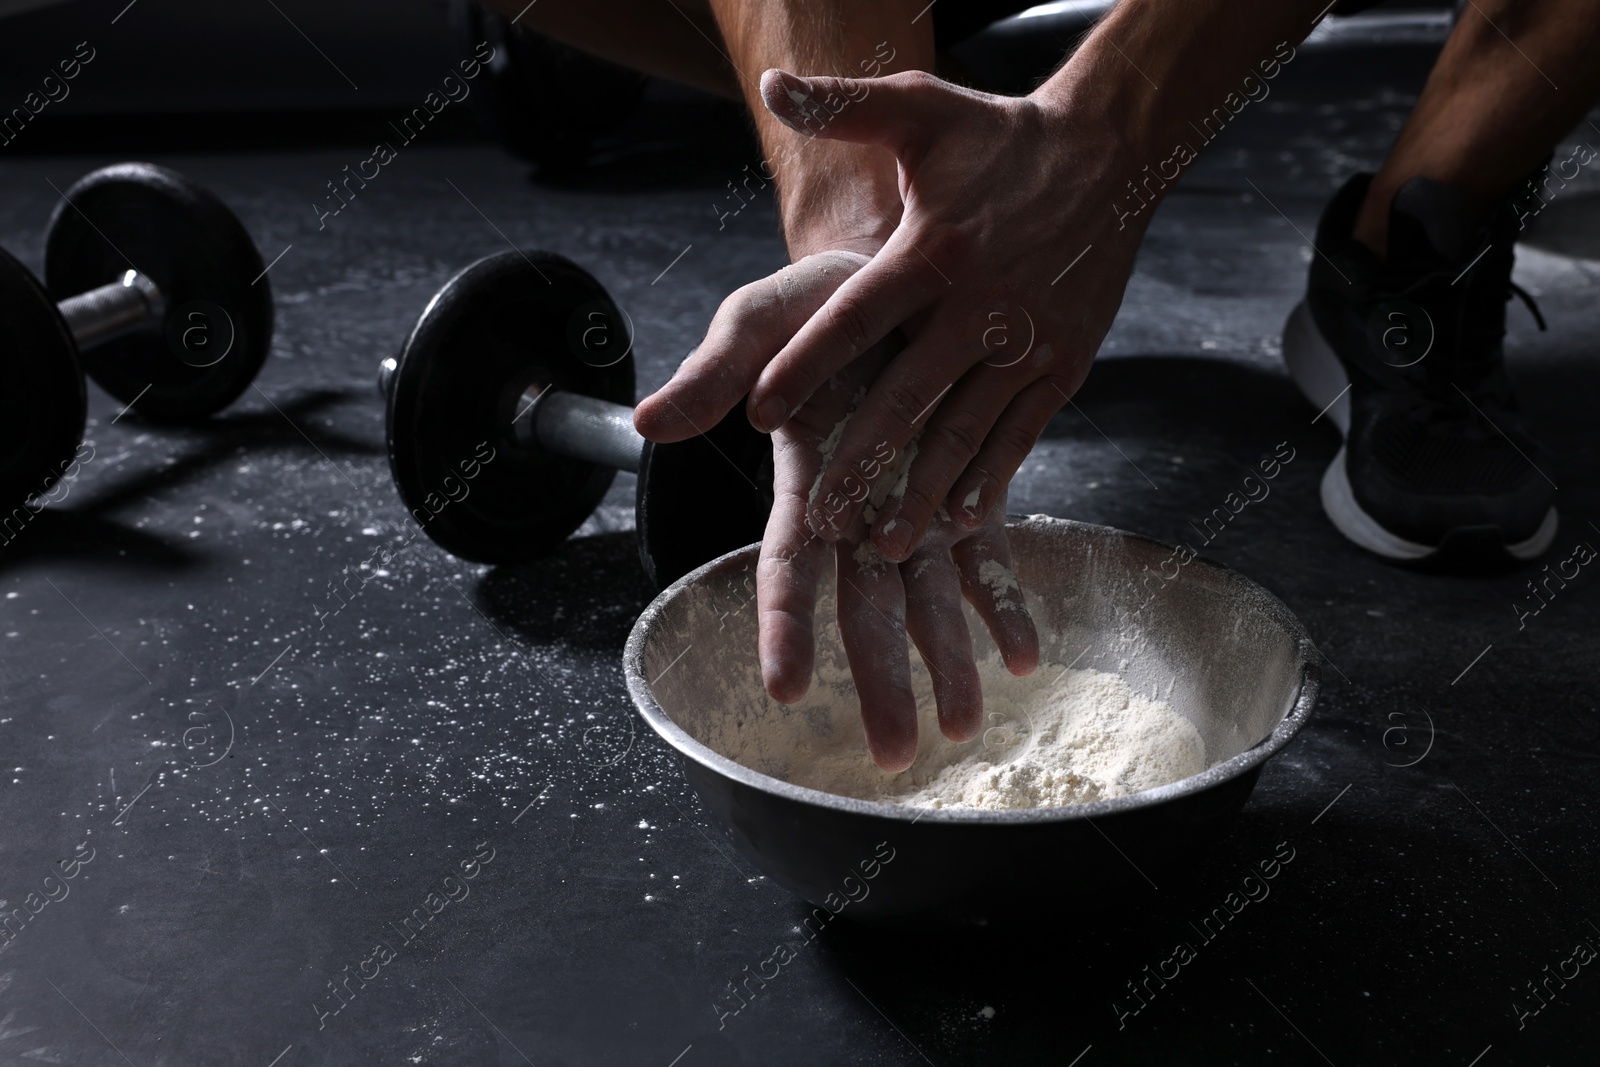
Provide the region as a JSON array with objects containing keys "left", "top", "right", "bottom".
[{"left": 697, "top": 619, "right": 1207, "bottom": 811}]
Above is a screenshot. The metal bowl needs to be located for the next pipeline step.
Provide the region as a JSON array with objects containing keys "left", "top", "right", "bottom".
[{"left": 623, "top": 515, "right": 1321, "bottom": 926}]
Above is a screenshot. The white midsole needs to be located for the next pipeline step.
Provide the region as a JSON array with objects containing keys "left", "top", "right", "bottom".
[
  {"left": 1318, "top": 447, "right": 1430, "bottom": 559},
  {"left": 1282, "top": 300, "right": 1351, "bottom": 436}
]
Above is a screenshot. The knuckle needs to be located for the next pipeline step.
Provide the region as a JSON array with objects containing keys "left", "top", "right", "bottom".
[
  {"left": 824, "top": 294, "right": 876, "bottom": 355},
  {"left": 918, "top": 222, "right": 971, "bottom": 270},
  {"left": 1037, "top": 373, "right": 1077, "bottom": 407},
  {"left": 718, "top": 280, "right": 773, "bottom": 329},
  {"left": 994, "top": 420, "right": 1040, "bottom": 463},
  {"left": 893, "top": 68, "right": 940, "bottom": 92},
  {"left": 882, "top": 385, "right": 929, "bottom": 430},
  {"left": 759, "top": 551, "right": 815, "bottom": 588},
  {"left": 930, "top": 413, "right": 984, "bottom": 462},
  {"left": 926, "top": 640, "right": 973, "bottom": 668},
  {"left": 896, "top": 480, "right": 940, "bottom": 521}
]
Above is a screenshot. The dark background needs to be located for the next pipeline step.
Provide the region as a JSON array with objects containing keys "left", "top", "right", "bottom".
[{"left": 1, "top": 1, "right": 1598, "bottom": 1064}]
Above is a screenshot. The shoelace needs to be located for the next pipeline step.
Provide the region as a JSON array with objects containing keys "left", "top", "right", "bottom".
[
  {"left": 1381, "top": 264, "right": 1545, "bottom": 337},
  {"left": 1369, "top": 253, "right": 1546, "bottom": 398}
]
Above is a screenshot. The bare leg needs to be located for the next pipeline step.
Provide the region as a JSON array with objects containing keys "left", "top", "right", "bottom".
[
  {"left": 475, "top": 0, "right": 928, "bottom": 254},
  {"left": 478, "top": 0, "right": 740, "bottom": 99},
  {"left": 1354, "top": 0, "right": 1600, "bottom": 256},
  {"left": 705, "top": 0, "right": 935, "bottom": 257}
]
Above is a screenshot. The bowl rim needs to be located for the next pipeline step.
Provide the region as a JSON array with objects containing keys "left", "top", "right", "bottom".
[{"left": 623, "top": 514, "right": 1322, "bottom": 825}]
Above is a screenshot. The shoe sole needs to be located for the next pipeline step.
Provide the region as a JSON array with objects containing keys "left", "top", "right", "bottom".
[{"left": 1281, "top": 300, "right": 1557, "bottom": 563}]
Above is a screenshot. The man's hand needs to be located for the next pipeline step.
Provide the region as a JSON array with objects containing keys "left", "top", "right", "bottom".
[
  {"left": 639, "top": 0, "right": 1336, "bottom": 567},
  {"left": 645, "top": 67, "right": 1147, "bottom": 570},
  {"left": 762, "top": 325, "right": 1040, "bottom": 774},
  {"left": 641, "top": 249, "right": 1038, "bottom": 772},
  {"left": 630, "top": 0, "right": 1337, "bottom": 767}
]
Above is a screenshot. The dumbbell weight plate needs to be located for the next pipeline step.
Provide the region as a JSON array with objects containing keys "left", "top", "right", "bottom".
[
  {"left": 44, "top": 162, "right": 273, "bottom": 420},
  {"left": 0, "top": 246, "right": 86, "bottom": 515},
  {"left": 636, "top": 412, "right": 773, "bottom": 588},
  {"left": 386, "top": 250, "right": 634, "bottom": 564}
]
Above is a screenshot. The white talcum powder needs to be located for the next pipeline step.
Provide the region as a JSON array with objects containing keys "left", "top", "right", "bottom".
[{"left": 697, "top": 616, "right": 1207, "bottom": 811}]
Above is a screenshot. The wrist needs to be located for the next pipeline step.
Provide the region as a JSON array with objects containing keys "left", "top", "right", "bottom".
[
  {"left": 1030, "top": 55, "right": 1159, "bottom": 167},
  {"left": 1025, "top": 76, "right": 1160, "bottom": 241},
  {"left": 777, "top": 147, "right": 901, "bottom": 260}
]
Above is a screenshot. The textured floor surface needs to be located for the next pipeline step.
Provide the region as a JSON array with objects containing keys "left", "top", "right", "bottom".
[{"left": 2, "top": 18, "right": 1599, "bottom": 1067}]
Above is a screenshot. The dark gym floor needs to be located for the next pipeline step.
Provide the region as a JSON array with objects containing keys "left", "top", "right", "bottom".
[{"left": 3, "top": 12, "right": 1599, "bottom": 1067}]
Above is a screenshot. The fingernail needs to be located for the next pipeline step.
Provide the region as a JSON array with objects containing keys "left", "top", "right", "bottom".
[
  {"left": 878, "top": 518, "right": 913, "bottom": 561},
  {"left": 761, "top": 69, "right": 823, "bottom": 137},
  {"left": 955, "top": 486, "right": 984, "bottom": 528},
  {"left": 754, "top": 395, "right": 787, "bottom": 432}
]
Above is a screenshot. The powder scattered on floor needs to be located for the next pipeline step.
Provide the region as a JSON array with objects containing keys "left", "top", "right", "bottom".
[{"left": 697, "top": 624, "right": 1206, "bottom": 810}]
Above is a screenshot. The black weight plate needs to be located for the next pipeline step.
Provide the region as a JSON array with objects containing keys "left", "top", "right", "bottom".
[
  {"left": 0, "top": 245, "right": 85, "bottom": 516},
  {"left": 637, "top": 404, "right": 774, "bottom": 588},
  {"left": 44, "top": 162, "right": 272, "bottom": 420},
  {"left": 386, "top": 250, "right": 634, "bottom": 564}
]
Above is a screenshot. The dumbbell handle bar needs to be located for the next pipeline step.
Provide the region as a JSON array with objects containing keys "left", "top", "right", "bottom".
[
  {"left": 56, "top": 270, "right": 166, "bottom": 352},
  {"left": 519, "top": 388, "right": 644, "bottom": 474},
  {"left": 375, "top": 357, "right": 645, "bottom": 474}
]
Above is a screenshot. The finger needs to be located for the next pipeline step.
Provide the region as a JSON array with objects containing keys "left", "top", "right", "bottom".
[
  {"left": 835, "top": 541, "right": 918, "bottom": 773},
  {"left": 756, "top": 450, "right": 831, "bottom": 704},
  {"left": 803, "top": 301, "right": 984, "bottom": 541},
  {"left": 869, "top": 367, "right": 1022, "bottom": 562},
  {"left": 792, "top": 343, "right": 909, "bottom": 544},
  {"left": 747, "top": 227, "right": 945, "bottom": 434},
  {"left": 949, "top": 375, "right": 1071, "bottom": 530},
  {"left": 636, "top": 253, "right": 870, "bottom": 442},
  {"left": 901, "top": 543, "right": 983, "bottom": 744},
  {"left": 759, "top": 68, "right": 971, "bottom": 155},
  {"left": 952, "top": 524, "right": 1039, "bottom": 677},
  {"left": 756, "top": 380, "right": 863, "bottom": 703}
]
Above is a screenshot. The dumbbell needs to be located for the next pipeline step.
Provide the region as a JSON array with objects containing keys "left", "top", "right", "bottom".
[
  {"left": 379, "top": 250, "right": 772, "bottom": 587},
  {"left": 0, "top": 162, "right": 274, "bottom": 511}
]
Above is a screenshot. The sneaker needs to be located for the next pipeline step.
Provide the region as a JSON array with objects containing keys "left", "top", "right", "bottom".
[{"left": 1281, "top": 172, "right": 1558, "bottom": 569}]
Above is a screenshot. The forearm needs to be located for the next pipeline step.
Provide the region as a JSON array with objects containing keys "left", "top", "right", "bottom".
[
  {"left": 1034, "top": 0, "right": 1330, "bottom": 220},
  {"left": 484, "top": 0, "right": 739, "bottom": 99},
  {"left": 707, "top": 0, "right": 934, "bottom": 258}
]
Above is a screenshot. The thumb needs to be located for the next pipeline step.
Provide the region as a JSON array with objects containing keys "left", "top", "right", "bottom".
[{"left": 759, "top": 67, "right": 945, "bottom": 154}]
